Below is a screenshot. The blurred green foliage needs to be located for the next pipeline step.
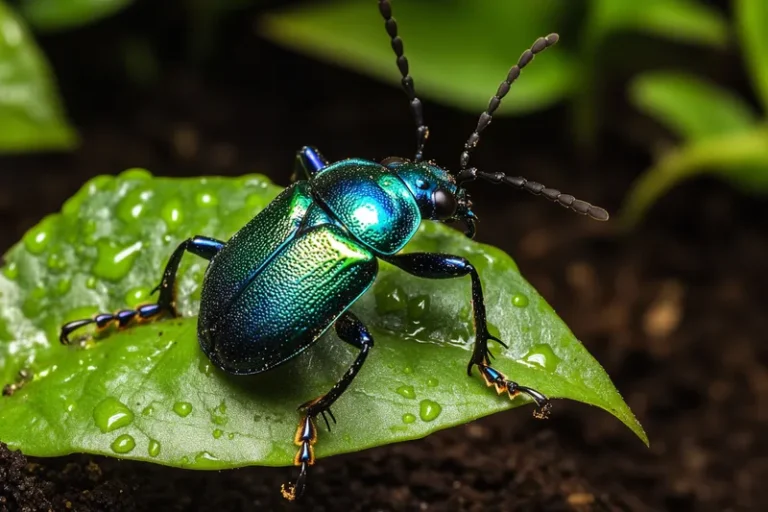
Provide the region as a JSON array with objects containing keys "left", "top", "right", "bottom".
[
  {"left": 258, "top": 0, "right": 728, "bottom": 139},
  {"left": 0, "top": 0, "right": 134, "bottom": 153},
  {"left": 620, "top": 0, "right": 768, "bottom": 227},
  {"left": 0, "top": 1, "right": 77, "bottom": 153}
]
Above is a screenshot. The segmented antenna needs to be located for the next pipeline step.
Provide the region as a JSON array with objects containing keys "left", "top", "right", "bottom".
[
  {"left": 379, "top": 0, "right": 429, "bottom": 162},
  {"left": 459, "top": 33, "right": 559, "bottom": 170},
  {"left": 475, "top": 171, "right": 609, "bottom": 221}
]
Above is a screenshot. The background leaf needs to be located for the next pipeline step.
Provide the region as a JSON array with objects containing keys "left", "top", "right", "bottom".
[
  {"left": 586, "top": 0, "right": 729, "bottom": 48},
  {"left": 0, "top": 170, "right": 645, "bottom": 469},
  {"left": 735, "top": 0, "right": 768, "bottom": 113},
  {"left": 630, "top": 71, "right": 759, "bottom": 141},
  {"left": 17, "top": 0, "right": 133, "bottom": 32},
  {"left": 257, "top": 0, "right": 576, "bottom": 115},
  {"left": 0, "top": 1, "right": 77, "bottom": 153}
]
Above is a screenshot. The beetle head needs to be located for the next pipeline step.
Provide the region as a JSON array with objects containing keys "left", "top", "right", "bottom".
[{"left": 383, "top": 157, "right": 478, "bottom": 238}]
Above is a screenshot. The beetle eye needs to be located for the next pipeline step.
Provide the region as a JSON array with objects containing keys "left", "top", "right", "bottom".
[
  {"left": 433, "top": 189, "right": 458, "bottom": 219},
  {"left": 380, "top": 156, "right": 408, "bottom": 167}
]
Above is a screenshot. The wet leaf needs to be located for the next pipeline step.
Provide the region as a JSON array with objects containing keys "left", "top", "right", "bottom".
[
  {"left": 0, "top": 1, "right": 77, "bottom": 153},
  {"left": 0, "top": 170, "right": 646, "bottom": 469},
  {"left": 17, "top": 0, "right": 132, "bottom": 32},
  {"left": 257, "top": 0, "right": 576, "bottom": 115}
]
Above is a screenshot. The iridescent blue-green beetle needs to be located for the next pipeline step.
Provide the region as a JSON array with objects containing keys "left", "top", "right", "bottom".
[{"left": 60, "top": 0, "right": 609, "bottom": 501}]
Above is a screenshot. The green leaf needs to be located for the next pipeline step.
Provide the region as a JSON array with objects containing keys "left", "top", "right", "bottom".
[
  {"left": 587, "top": 0, "right": 729, "bottom": 48},
  {"left": 257, "top": 0, "right": 576, "bottom": 115},
  {"left": 619, "top": 127, "right": 768, "bottom": 228},
  {"left": 630, "top": 71, "right": 759, "bottom": 141},
  {"left": 0, "top": 1, "right": 77, "bottom": 153},
  {"left": 736, "top": 0, "right": 768, "bottom": 112},
  {"left": 17, "top": 0, "right": 132, "bottom": 32},
  {"left": 0, "top": 169, "right": 646, "bottom": 469}
]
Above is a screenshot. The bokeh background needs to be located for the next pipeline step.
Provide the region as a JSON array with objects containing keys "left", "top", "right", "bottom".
[{"left": 1, "top": 0, "right": 766, "bottom": 510}]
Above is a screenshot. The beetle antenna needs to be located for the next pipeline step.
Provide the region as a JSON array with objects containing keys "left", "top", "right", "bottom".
[
  {"left": 457, "top": 168, "right": 609, "bottom": 221},
  {"left": 459, "top": 33, "right": 559, "bottom": 171},
  {"left": 379, "top": 0, "right": 429, "bottom": 162}
]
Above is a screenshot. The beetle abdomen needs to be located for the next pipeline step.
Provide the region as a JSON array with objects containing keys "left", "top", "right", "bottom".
[
  {"left": 198, "top": 224, "right": 378, "bottom": 374},
  {"left": 198, "top": 182, "right": 313, "bottom": 333}
]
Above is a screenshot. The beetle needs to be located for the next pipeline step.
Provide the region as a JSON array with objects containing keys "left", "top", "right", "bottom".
[{"left": 58, "top": 0, "right": 609, "bottom": 501}]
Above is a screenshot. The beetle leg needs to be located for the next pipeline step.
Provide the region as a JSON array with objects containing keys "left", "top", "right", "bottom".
[
  {"left": 292, "top": 146, "right": 329, "bottom": 181},
  {"left": 384, "top": 252, "right": 551, "bottom": 417},
  {"left": 281, "top": 311, "right": 374, "bottom": 501},
  {"left": 59, "top": 235, "right": 225, "bottom": 344}
]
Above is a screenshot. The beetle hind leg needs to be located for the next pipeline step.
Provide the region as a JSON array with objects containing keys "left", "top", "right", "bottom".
[
  {"left": 59, "top": 235, "right": 225, "bottom": 344},
  {"left": 281, "top": 311, "right": 374, "bottom": 501},
  {"left": 384, "top": 251, "right": 551, "bottom": 418}
]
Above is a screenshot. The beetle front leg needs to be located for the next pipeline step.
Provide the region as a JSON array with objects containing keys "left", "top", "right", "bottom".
[
  {"left": 385, "top": 252, "right": 551, "bottom": 418},
  {"left": 292, "top": 145, "right": 329, "bottom": 181},
  {"left": 59, "top": 235, "right": 225, "bottom": 344},
  {"left": 281, "top": 310, "right": 374, "bottom": 501}
]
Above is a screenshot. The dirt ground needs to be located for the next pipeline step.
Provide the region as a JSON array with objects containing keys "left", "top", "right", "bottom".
[{"left": 1, "top": 1, "right": 766, "bottom": 510}]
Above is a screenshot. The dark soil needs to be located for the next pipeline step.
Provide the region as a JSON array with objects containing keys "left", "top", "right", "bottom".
[{"left": 1, "top": 1, "right": 766, "bottom": 510}]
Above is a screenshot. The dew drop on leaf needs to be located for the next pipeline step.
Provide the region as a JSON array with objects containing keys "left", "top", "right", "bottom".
[
  {"left": 407, "top": 294, "right": 430, "bottom": 321},
  {"left": 173, "top": 401, "right": 193, "bottom": 417},
  {"left": 512, "top": 293, "right": 530, "bottom": 308},
  {"left": 427, "top": 377, "right": 439, "bottom": 388},
  {"left": 520, "top": 343, "right": 561, "bottom": 372},
  {"left": 23, "top": 220, "right": 51, "bottom": 255},
  {"left": 212, "top": 429, "right": 223, "bottom": 439},
  {"left": 2, "top": 261, "right": 18, "bottom": 280},
  {"left": 161, "top": 199, "right": 184, "bottom": 230},
  {"left": 148, "top": 439, "right": 161, "bottom": 457},
  {"left": 402, "top": 413, "right": 416, "bottom": 424},
  {"left": 395, "top": 385, "right": 416, "bottom": 399},
  {"left": 93, "top": 240, "right": 143, "bottom": 281},
  {"left": 93, "top": 397, "right": 134, "bottom": 433},
  {"left": 110, "top": 434, "right": 136, "bottom": 454},
  {"left": 419, "top": 399, "right": 442, "bottom": 422}
]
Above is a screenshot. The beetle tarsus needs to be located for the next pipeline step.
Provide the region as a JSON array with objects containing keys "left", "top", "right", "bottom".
[
  {"left": 475, "top": 363, "right": 551, "bottom": 419},
  {"left": 281, "top": 461, "right": 309, "bottom": 501}
]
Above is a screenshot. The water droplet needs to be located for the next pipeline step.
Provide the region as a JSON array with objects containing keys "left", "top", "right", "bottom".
[
  {"left": 23, "top": 218, "right": 53, "bottom": 255},
  {"left": 427, "top": 377, "right": 439, "bottom": 388},
  {"left": 3, "top": 261, "right": 18, "bottom": 280},
  {"left": 407, "top": 294, "right": 430, "bottom": 321},
  {"left": 93, "top": 397, "right": 135, "bottom": 433},
  {"left": 120, "top": 168, "right": 153, "bottom": 180},
  {"left": 511, "top": 293, "right": 529, "bottom": 308},
  {"left": 55, "top": 278, "right": 72, "bottom": 296},
  {"left": 93, "top": 240, "right": 143, "bottom": 281},
  {"left": 173, "top": 401, "right": 193, "bottom": 417},
  {"left": 141, "top": 405, "right": 155, "bottom": 416},
  {"left": 210, "top": 400, "right": 228, "bottom": 426},
  {"left": 85, "top": 276, "right": 97, "bottom": 289},
  {"left": 521, "top": 343, "right": 561, "bottom": 372},
  {"left": 402, "top": 413, "right": 416, "bottom": 424},
  {"left": 181, "top": 456, "right": 190, "bottom": 465},
  {"left": 21, "top": 286, "right": 46, "bottom": 317},
  {"left": 196, "top": 192, "right": 219, "bottom": 207},
  {"left": 148, "top": 439, "right": 161, "bottom": 457},
  {"left": 124, "top": 287, "right": 151, "bottom": 307},
  {"left": 227, "top": 433, "right": 235, "bottom": 440},
  {"left": 46, "top": 253, "right": 65, "bottom": 272},
  {"left": 419, "top": 400, "right": 442, "bottom": 422},
  {"left": 213, "top": 429, "right": 223, "bottom": 439},
  {"left": 194, "top": 451, "right": 219, "bottom": 465},
  {"left": 403, "top": 366, "right": 413, "bottom": 375},
  {"left": 376, "top": 283, "right": 406, "bottom": 315},
  {"left": 198, "top": 359, "right": 213, "bottom": 376},
  {"left": 396, "top": 385, "right": 416, "bottom": 399},
  {"left": 111, "top": 434, "right": 136, "bottom": 454},
  {"left": 117, "top": 188, "right": 153, "bottom": 223},
  {"left": 161, "top": 199, "right": 184, "bottom": 230}
]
